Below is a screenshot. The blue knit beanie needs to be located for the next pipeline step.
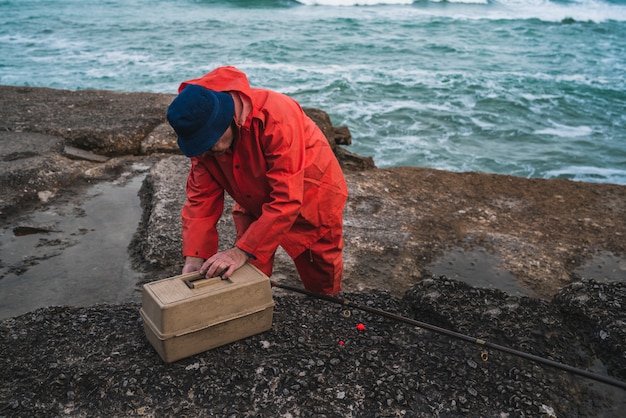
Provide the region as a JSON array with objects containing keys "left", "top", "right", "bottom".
[{"left": 167, "top": 84, "right": 235, "bottom": 157}]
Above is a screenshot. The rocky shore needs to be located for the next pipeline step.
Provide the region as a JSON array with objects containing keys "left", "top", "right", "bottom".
[{"left": 1, "top": 85, "right": 625, "bottom": 417}]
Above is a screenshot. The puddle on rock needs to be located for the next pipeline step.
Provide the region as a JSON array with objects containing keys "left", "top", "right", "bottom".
[
  {"left": 574, "top": 251, "right": 626, "bottom": 284},
  {"left": 427, "top": 247, "right": 536, "bottom": 298},
  {"left": 0, "top": 172, "right": 148, "bottom": 320}
]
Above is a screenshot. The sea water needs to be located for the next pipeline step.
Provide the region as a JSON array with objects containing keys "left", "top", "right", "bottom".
[{"left": 1, "top": 0, "right": 625, "bottom": 184}]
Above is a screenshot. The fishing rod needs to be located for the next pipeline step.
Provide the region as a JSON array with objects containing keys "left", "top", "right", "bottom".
[{"left": 270, "top": 281, "right": 626, "bottom": 391}]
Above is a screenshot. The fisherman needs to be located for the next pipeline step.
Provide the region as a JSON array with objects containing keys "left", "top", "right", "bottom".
[{"left": 167, "top": 66, "right": 348, "bottom": 295}]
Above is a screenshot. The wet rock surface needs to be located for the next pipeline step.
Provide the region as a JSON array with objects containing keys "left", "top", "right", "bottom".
[
  {"left": 135, "top": 157, "right": 626, "bottom": 300},
  {"left": 0, "top": 85, "right": 171, "bottom": 156},
  {"left": 1, "top": 86, "right": 626, "bottom": 416}
]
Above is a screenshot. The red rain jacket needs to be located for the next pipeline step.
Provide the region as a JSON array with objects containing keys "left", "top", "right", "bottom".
[{"left": 179, "top": 66, "right": 348, "bottom": 264}]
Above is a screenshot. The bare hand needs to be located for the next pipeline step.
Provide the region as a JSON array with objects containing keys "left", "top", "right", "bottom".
[
  {"left": 201, "top": 247, "right": 249, "bottom": 279},
  {"left": 182, "top": 256, "right": 204, "bottom": 274}
]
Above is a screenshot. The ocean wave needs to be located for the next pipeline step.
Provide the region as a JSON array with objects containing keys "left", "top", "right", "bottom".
[
  {"left": 291, "top": 0, "right": 626, "bottom": 22},
  {"left": 535, "top": 122, "right": 594, "bottom": 138},
  {"left": 296, "top": 0, "right": 489, "bottom": 4},
  {"left": 293, "top": 0, "right": 625, "bottom": 6},
  {"left": 544, "top": 166, "right": 626, "bottom": 184},
  {"left": 297, "top": 0, "right": 413, "bottom": 5},
  {"left": 166, "top": 0, "right": 626, "bottom": 21},
  {"left": 211, "top": 0, "right": 626, "bottom": 5}
]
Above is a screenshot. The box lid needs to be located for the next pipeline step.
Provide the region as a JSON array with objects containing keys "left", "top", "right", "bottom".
[{"left": 141, "top": 263, "right": 274, "bottom": 336}]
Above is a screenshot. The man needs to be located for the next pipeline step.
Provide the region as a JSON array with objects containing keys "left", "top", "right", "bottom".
[{"left": 167, "top": 66, "right": 348, "bottom": 295}]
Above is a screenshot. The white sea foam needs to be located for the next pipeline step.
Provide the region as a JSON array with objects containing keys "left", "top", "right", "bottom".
[
  {"left": 535, "top": 122, "right": 594, "bottom": 138},
  {"left": 521, "top": 93, "right": 560, "bottom": 102},
  {"left": 297, "top": 0, "right": 413, "bottom": 5},
  {"left": 545, "top": 166, "right": 626, "bottom": 184},
  {"left": 293, "top": 0, "right": 626, "bottom": 23},
  {"left": 470, "top": 117, "right": 496, "bottom": 129},
  {"left": 0, "top": 32, "right": 87, "bottom": 52},
  {"left": 427, "top": 0, "right": 626, "bottom": 22},
  {"left": 431, "top": 0, "right": 489, "bottom": 4}
]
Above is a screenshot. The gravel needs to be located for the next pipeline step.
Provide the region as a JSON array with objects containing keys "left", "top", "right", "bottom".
[{"left": 1, "top": 277, "right": 624, "bottom": 417}]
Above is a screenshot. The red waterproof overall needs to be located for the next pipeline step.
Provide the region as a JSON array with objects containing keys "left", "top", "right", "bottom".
[{"left": 179, "top": 66, "right": 348, "bottom": 294}]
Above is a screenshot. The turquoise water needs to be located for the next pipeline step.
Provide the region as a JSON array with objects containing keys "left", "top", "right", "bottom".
[{"left": 1, "top": 0, "right": 625, "bottom": 184}]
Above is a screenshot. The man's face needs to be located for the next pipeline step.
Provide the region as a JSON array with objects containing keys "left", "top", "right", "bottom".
[{"left": 207, "top": 124, "right": 234, "bottom": 155}]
